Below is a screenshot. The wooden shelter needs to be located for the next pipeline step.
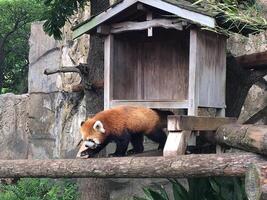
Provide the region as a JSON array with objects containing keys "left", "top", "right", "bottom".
[
  {"left": 72, "top": 0, "right": 229, "bottom": 156},
  {"left": 73, "top": 0, "right": 227, "bottom": 115}
]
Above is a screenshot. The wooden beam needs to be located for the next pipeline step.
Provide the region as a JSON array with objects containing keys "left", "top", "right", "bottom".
[
  {"left": 236, "top": 51, "right": 267, "bottom": 70},
  {"left": 110, "top": 100, "right": 188, "bottom": 109},
  {"left": 109, "top": 19, "right": 183, "bottom": 34},
  {"left": 246, "top": 163, "right": 267, "bottom": 200},
  {"left": 215, "top": 124, "right": 267, "bottom": 156},
  {"left": 168, "top": 115, "right": 237, "bottom": 131},
  {"left": 163, "top": 131, "right": 191, "bottom": 157},
  {"left": 0, "top": 153, "right": 265, "bottom": 178},
  {"left": 97, "top": 25, "right": 110, "bottom": 35}
]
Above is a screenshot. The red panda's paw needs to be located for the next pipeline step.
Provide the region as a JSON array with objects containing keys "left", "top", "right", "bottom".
[
  {"left": 126, "top": 148, "right": 144, "bottom": 155},
  {"left": 108, "top": 153, "right": 126, "bottom": 157},
  {"left": 126, "top": 149, "right": 135, "bottom": 155}
]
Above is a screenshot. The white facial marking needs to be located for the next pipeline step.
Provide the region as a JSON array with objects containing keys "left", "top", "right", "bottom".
[
  {"left": 84, "top": 141, "right": 96, "bottom": 149},
  {"left": 86, "top": 137, "right": 101, "bottom": 145},
  {"left": 94, "top": 138, "right": 101, "bottom": 145},
  {"left": 93, "top": 120, "right": 105, "bottom": 133}
]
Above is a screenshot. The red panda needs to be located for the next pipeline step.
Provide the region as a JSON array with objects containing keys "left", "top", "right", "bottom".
[{"left": 80, "top": 106, "right": 167, "bottom": 157}]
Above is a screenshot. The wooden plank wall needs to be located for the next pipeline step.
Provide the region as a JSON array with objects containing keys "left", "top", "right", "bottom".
[
  {"left": 196, "top": 30, "right": 226, "bottom": 108},
  {"left": 113, "top": 29, "right": 189, "bottom": 101}
]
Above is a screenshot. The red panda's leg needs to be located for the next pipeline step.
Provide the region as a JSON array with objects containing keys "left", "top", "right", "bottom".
[
  {"left": 146, "top": 128, "right": 167, "bottom": 150},
  {"left": 127, "top": 134, "right": 144, "bottom": 155},
  {"left": 109, "top": 133, "right": 131, "bottom": 157}
]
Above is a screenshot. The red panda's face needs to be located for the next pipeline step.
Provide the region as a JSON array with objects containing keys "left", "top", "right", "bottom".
[{"left": 80, "top": 119, "right": 106, "bottom": 149}]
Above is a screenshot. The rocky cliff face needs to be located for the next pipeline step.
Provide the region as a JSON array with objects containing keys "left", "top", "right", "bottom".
[
  {"left": 0, "top": 93, "right": 29, "bottom": 159},
  {"left": 27, "top": 21, "right": 88, "bottom": 159},
  {"left": 228, "top": 31, "right": 267, "bottom": 124}
]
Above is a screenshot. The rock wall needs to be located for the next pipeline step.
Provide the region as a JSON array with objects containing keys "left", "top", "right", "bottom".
[
  {"left": 228, "top": 31, "right": 267, "bottom": 124},
  {"left": 27, "top": 22, "right": 87, "bottom": 159},
  {"left": 0, "top": 93, "right": 29, "bottom": 160}
]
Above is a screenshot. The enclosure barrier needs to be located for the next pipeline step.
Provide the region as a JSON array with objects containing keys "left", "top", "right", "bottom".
[{"left": 0, "top": 153, "right": 265, "bottom": 179}]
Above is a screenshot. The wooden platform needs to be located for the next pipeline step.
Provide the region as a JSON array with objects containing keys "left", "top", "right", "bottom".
[{"left": 163, "top": 115, "right": 237, "bottom": 157}]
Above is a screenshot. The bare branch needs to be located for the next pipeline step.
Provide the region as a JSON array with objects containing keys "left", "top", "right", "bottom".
[{"left": 44, "top": 67, "right": 81, "bottom": 75}]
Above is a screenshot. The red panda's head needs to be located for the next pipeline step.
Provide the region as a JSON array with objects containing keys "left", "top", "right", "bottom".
[{"left": 80, "top": 118, "right": 107, "bottom": 149}]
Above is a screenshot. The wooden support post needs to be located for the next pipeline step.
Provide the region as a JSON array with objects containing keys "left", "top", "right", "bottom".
[
  {"left": 163, "top": 131, "right": 191, "bottom": 157},
  {"left": 104, "top": 34, "right": 114, "bottom": 110},
  {"left": 146, "top": 11, "right": 153, "bottom": 37},
  {"left": 216, "top": 108, "right": 226, "bottom": 154},
  {"left": 188, "top": 28, "right": 199, "bottom": 146},
  {"left": 246, "top": 163, "right": 267, "bottom": 200}
]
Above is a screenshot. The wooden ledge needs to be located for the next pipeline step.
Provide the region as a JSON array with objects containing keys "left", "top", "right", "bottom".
[{"left": 168, "top": 115, "right": 237, "bottom": 131}]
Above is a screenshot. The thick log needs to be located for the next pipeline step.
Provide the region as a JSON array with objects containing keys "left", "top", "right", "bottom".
[
  {"left": 215, "top": 124, "right": 267, "bottom": 155},
  {"left": 246, "top": 163, "right": 267, "bottom": 200},
  {"left": 235, "top": 51, "right": 267, "bottom": 70},
  {"left": 0, "top": 153, "right": 265, "bottom": 178}
]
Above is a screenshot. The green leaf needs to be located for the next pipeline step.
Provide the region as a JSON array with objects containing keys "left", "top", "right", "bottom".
[
  {"left": 146, "top": 188, "right": 168, "bottom": 200},
  {"left": 133, "top": 197, "right": 149, "bottom": 200},
  {"left": 157, "top": 185, "right": 169, "bottom": 200},
  {"left": 142, "top": 188, "right": 154, "bottom": 200},
  {"left": 209, "top": 178, "right": 220, "bottom": 194},
  {"left": 233, "top": 177, "right": 245, "bottom": 200},
  {"left": 169, "top": 179, "right": 189, "bottom": 200}
]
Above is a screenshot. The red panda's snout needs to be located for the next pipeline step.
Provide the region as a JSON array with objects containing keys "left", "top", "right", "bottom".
[{"left": 80, "top": 120, "right": 106, "bottom": 148}]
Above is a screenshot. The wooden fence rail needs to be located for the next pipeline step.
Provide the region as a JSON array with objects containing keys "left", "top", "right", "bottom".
[{"left": 0, "top": 153, "right": 266, "bottom": 178}]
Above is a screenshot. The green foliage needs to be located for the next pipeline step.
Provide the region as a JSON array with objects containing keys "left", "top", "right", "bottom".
[
  {"left": 0, "top": 0, "right": 44, "bottom": 94},
  {"left": 0, "top": 178, "right": 79, "bottom": 200},
  {"left": 133, "top": 177, "right": 247, "bottom": 200},
  {"left": 192, "top": 0, "right": 267, "bottom": 35},
  {"left": 42, "top": 0, "right": 89, "bottom": 40}
]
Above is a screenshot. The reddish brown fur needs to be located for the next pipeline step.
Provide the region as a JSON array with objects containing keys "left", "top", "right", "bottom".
[{"left": 80, "top": 106, "right": 160, "bottom": 144}]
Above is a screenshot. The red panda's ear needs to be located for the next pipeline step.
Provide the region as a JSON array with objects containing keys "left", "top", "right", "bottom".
[
  {"left": 80, "top": 121, "right": 85, "bottom": 126},
  {"left": 93, "top": 120, "right": 105, "bottom": 133}
]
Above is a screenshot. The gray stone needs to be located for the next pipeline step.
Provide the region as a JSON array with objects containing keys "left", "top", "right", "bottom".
[
  {"left": 28, "top": 22, "right": 61, "bottom": 93},
  {"left": 239, "top": 83, "right": 267, "bottom": 124},
  {"left": 0, "top": 93, "right": 29, "bottom": 159},
  {"left": 28, "top": 92, "right": 86, "bottom": 159}
]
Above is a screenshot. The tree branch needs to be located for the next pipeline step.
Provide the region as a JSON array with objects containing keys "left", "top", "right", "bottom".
[
  {"left": 44, "top": 67, "right": 82, "bottom": 75},
  {"left": 2, "top": 19, "right": 20, "bottom": 46}
]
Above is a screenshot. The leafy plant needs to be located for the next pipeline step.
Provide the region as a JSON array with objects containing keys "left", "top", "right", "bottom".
[
  {"left": 42, "top": 0, "right": 89, "bottom": 40},
  {"left": 0, "top": 178, "right": 79, "bottom": 200},
  {"left": 192, "top": 0, "right": 267, "bottom": 35},
  {"left": 133, "top": 177, "right": 247, "bottom": 200},
  {"left": 0, "top": 0, "right": 44, "bottom": 94}
]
